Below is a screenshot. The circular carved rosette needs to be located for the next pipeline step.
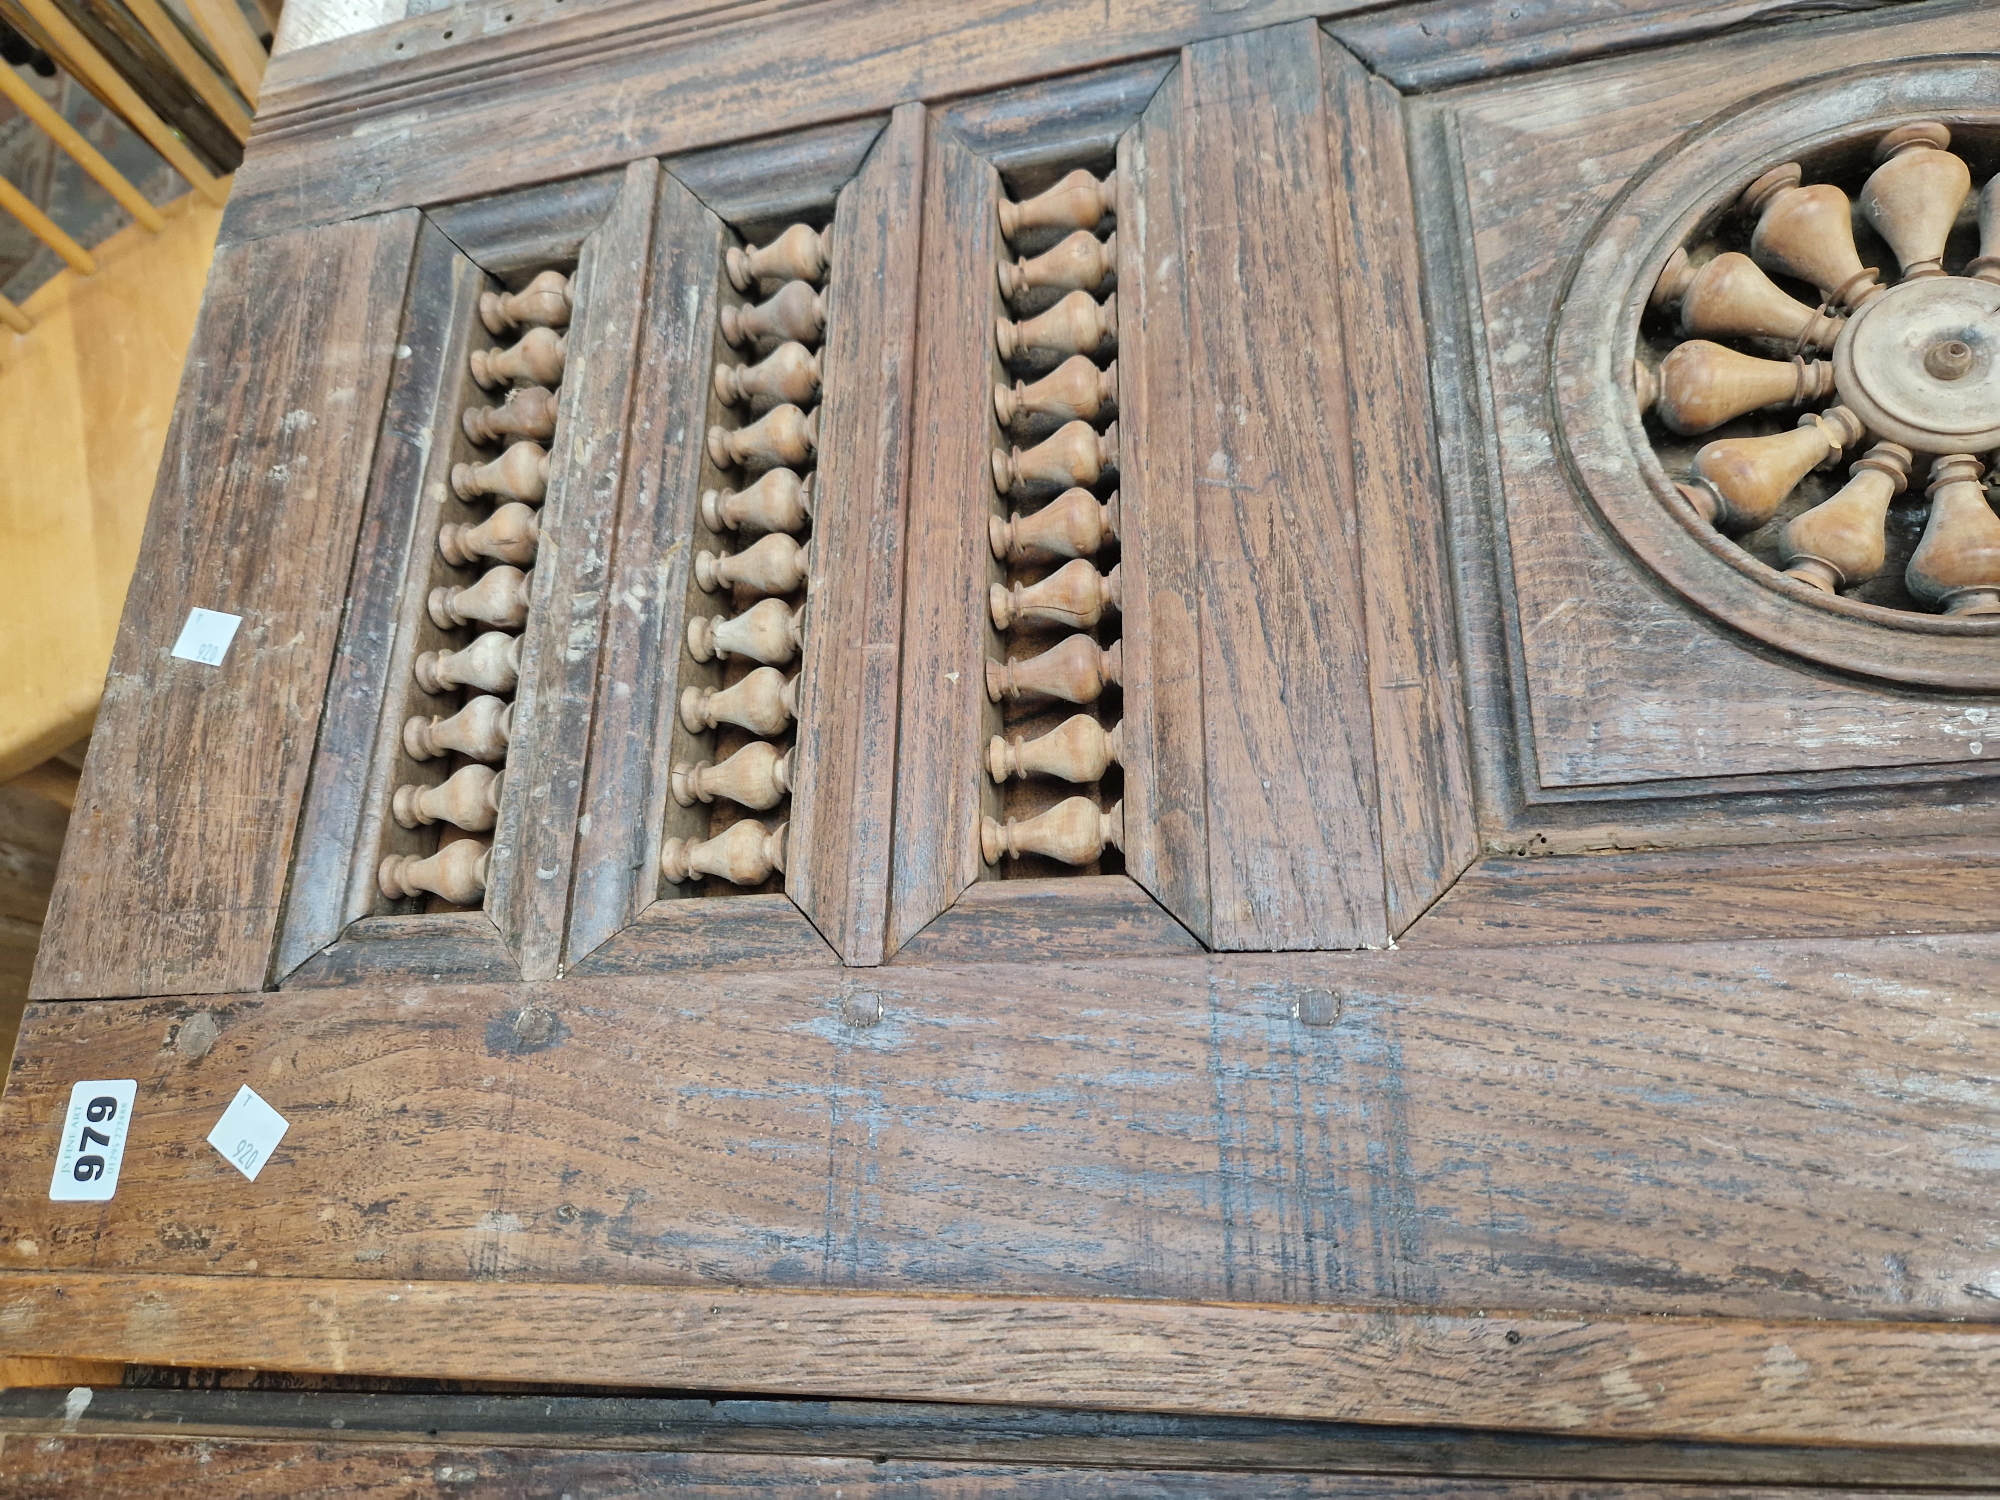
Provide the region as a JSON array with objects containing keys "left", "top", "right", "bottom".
[{"left": 1554, "top": 60, "right": 2000, "bottom": 690}]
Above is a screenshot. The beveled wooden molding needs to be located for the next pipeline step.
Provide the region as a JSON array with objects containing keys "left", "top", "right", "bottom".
[
  {"left": 6, "top": 1272, "right": 1997, "bottom": 1447},
  {"left": 428, "top": 168, "right": 626, "bottom": 276}
]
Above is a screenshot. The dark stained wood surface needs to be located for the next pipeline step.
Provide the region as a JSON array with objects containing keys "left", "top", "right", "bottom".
[
  {"left": 568, "top": 894, "right": 837, "bottom": 975},
  {"left": 783, "top": 105, "right": 923, "bottom": 967},
  {"left": 892, "top": 876, "right": 1199, "bottom": 963},
  {"left": 33, "top": 213, "right": 420, "bottom": 1002},
  {"left": 937, "top": 57, "right": 1173, "bottom": 183},
  {"left": 427, "top": 167, "right": 626, "bottom": 276},
  {"left": 282, "top": 913, "right": 519, "bottom": 988},
  {"left": 666, "top": 116, "right": 887, "bottom": 242}
]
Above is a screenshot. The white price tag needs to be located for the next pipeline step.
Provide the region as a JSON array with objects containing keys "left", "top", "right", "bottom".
[
  {"left": 206, "top": 1085, "right": 289, "bottom": 1181},
  {"left": 170, "top": 607, "right": 242, "bottom": 666},
  {"left": 49, "top": 1080, "right": 137, "bottom": 1202}
]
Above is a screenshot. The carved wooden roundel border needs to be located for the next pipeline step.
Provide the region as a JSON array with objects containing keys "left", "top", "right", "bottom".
[{"left": 1554, "top": 58, "right": 2000, "bottom": 692}]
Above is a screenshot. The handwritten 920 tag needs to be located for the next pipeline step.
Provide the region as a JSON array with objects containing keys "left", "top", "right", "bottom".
[
  {"left": 170, "top": 607, "right": 242, "bottom": 666},
  {"left": 49, "top": 1079, "right": 137, "bottom": 1202},
  {"left": 206, "top": 1085, "right": 290, "bottom": 1182}
]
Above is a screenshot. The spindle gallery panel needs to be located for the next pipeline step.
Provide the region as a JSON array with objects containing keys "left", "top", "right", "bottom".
[{"left": 1411, "top": 4, "right": 2000, "bottom": 811}]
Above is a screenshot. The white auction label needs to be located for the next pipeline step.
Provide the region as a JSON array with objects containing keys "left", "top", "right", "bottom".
[
  {"left": 207, "top": 1085, "right": 289, "bottom": 1181},
  {"left": 49, "top": 1079, "right": 137, "bottom": 1203},
  {"left": 170, "top": 607, "right": 242, "bottom": 666}
]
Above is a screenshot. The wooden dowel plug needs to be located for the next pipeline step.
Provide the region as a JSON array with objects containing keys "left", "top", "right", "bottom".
[
  {"left": 393, "top": 764, "right": 505, "bottom": 831},
  {"left": 1679, "top": 404, "right": 1863, "bottom": 533},
  {"left": 702, "top": 469, "right": 813, "bottom": 535},
  {"left": 480, "top": 270, "right": 572, "bottom": 335},
  {"left": 995, "top": 356, "right": 1117, "bottom": 429},
  {"left": 981, "top": 796, "right": 1123, "bottom": 866},
  {"left": 721, "top": 280, "right": 825, "bottom": 350},
  {"left": 985, "top": 634, "right": 1122, "bottom": 704},
  {"left": 708, "top": 404, "right": 818, "bottom": 473},
  {"left": 1650, "top": 249, "right": 1844, "bottom": 352},
  {"left": 379, "top": 838, "right": 491, "bottom": 905},
  {"left": 1742, "top": 164, "right": 1880, "bottom": 310},
  {"left": 661, "top": 818, "right": 788, "bottom": 886},
  {"left": 999, "top": 168, "right": 1115, "bottom": 244},
  {"left": 994, "top": 420, "right": 1117, "bottom": 495},
  {"left": 996, "top": 290, "right": 1116, "bottom": 364},
  {"left": 714, "top": 342, "right": 821, "bottom": 409},
  {"left": 403, "top": 695, "right": 513, "bottom": 763},
  {"left": 989, "top": 714, "right": 1122, "bottom": 784},
  {"left": 726, "top": 223, "right": 831, "bottom": 293},
  {"left": 671, "top": 740, "right": 793, "bottom": 810},
  {"left": 991, "top": 558, "right": 1120, "bottom": 631},
  {"left": 991, "top": 488, "right": 1119, "bottom": 564},
  {"left": 439, "top": 502, "right": 540, "bottom": 568},
  {"left": 1780, "top": 442, "right": 1912, "bottom": 592},
  {"left": 429, "top": 565, "right": 533, "bottom": 630},
  {"left": 1859, "top": 123, "right": 1970, "bottom": 282},
  {"left": 695, "top": 534, "right": 809, "bottom": 597},
  {"left": 415, "top": 631, "right": 522, "bottom": 695},
  {"left": 1970, "top": 175, "right": 2000, "bottom": 285},
  {"left": 686, "top": 598, "right": 804, "bottom": 666},
  {"left": 452, "top": 442, "right": 550, "bottom": 504},
  {"left": 1648, "top": 341, "right": 1836, "bottom": 435},
  {"left": 1908, "top": 454, "right": 2000, "bottom": 615},
  {"left": 998, "top": 229, "right": 1115, "bottom": 301},
  {"left": 680, "top": 667, "right": 797, "bottom": 737},
  {"left": 463, "top": 385, "right": 559, "bottom": 447},
  {"left": 471, "top": 326, "right": 568, "bottom": 389}
]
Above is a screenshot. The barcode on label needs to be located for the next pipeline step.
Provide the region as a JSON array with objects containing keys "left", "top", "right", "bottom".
[{"left": 49, "top": 1079, "right": 138, "bottom": 1202}]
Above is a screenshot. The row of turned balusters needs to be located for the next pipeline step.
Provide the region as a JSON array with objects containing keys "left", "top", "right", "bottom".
[
  {"left": 660, "top": 222, "right": 830, "bottom": 890},
  {"left": 982, "top": 169, "right": 1127, "bottom": 870},
  {"left": 378, "top": 269, "right": 573, "bottom": 906},
  {"left": 1640, "top": 123, "right": 2000, "bottom": 613}
]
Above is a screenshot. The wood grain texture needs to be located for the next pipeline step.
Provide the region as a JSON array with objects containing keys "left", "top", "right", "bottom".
[
  {"left": 568, "top": 894, "right": 837, "bottom": 976},
  {"left": 32, "top": 212, "right": 419, "bottom": 1001},
  {"left": 8, "top": 935, "right": 2000, "bottom": 1327},
  {"left": 428, "top": 167, "right": 626, "bottom": 276},
  {"left": 484, "top": 160, "right": 657, "bottom": 982},
  {"left": 1399, "top": 835, "right": 2000, "bottom": 949},
  {"left": 1321, "top": 41, "right": 1478, "bottom": 935},
  {"left": 784, "top": 105, "right": 923, "bottom": 967},
  {"left": 666, "top": 116, "right": 887, "bottom": 243},
  {"left": 1176, "top": 26, "right": 1385, "bottom": 950},
  {"left": 5, "top": 1433, "right": 1987, "bottom": 1497},
  {"left": 885, "top": 126, "right": 999, "bottom": 955},
  {"left": 893, "top": 875, "right": 1199, "bottom": 964},
  {"left": 282, "top": 913, "right": 519, "bottom": 988},
  {"left": 937, "top": 57, "right": 1173, "bottom": 183},
  {"left": 564, "top": 171, "right": 726, "bottom": 967},
  {"left": 5, "top": 1270, "right": 2000, "bottom": 1446}
]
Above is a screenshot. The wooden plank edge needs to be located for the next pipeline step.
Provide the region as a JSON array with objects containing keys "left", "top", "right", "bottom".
[
  {"left": 280, "top": 912, "right": 522, "bottom": 988},
  {"left": 567, "top": 893, "right": 837, "bottom": 975},
  {"left": 891, "top": 874, "right": 1204, "bottom": 964},
  {"left": 3, "top": 1272, "right": 1996, "bottom": 1448}
]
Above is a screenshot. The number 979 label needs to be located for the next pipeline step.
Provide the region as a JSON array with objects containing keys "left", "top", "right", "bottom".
[{"left": 49, "top": 1079, "right": 137, "bottom": 1203}]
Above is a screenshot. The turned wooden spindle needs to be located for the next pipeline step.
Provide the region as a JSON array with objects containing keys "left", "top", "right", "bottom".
[
  {"left": 1779, "top": 442, "right": 1913, "bottom": 593},
  {"left": 379, "top": 837, "right": 491, "bottom": 905},
  {"left": 393, "top": 763, "right": 505, "bottom": 832},
  {"left": 686, "top": 597, "right": 804, "bottom": 665},
  {"left": 479, "top": 269, "right": 571, "bottom": 336},
  {"left": 994, "top": 419, "right": 1117, "bottom": 495},
  {"left": 990, "top": 558, "right": 1120, "bottom": 631},
  {"left": 414, "top": 630, "right": 521, "bottom": 695},
  {"left": 1858, "top": 123, "right": 1970, "bottom": 282},
  {"left": 438, "top": 502, "right": 540, "bottom": 567},
  {"left": 721, "top": 280, "right": 825, "bottom": 350},
  {"left": 463, "top": 385, "right": 559, "bottom": 447},
  {"left": 981, "top": 795, "right": 1123, "bottom": 867},
  {"left": 672, "top": 739, "right": 793, "bottom": 810},
  {"left": 429, "top": 565, "right": 533, "bottom": 630},
  {"left": 452, "top": 441, "right": 550, "bottom": 504},
  {"left": 1742, "top": 163, "right": 1880, "bottom": 310},
  {"left": 986, "top": 634, "right": 1122, "bottom": 704},
  {"left": 403, "top": 694, "right": 513, "bottom": 763},
  {"left": 996, "top": 290, "right": 1117, "bottom": 364},
  {"left": 998, "top": 229, "right": 1116, "bottom": 301},
  {"left": 702, "top": 469, "right": 813, "bottom": 535},
  {"left": 999, "top": 168, "right": 1116, "bottom": 244},
  {"left": 1678, "top": 405, "right": 1864, "bottom": 533},
  {"left": 696, "top": 533, "right": 810, "bottom": 597},
  {"left": 1646, "top": 340, "right": 1836, "bottom": 435},
  {"left": 708, "top": 404, "right": 818, "bottom": 472},
  {"left": 1908, "top": 454, "right": 2000, "bottom": 615},
  {"left": 680, "top": 666, "right": 797, "bottom": 737},
  {"left": 661, "top": 817, "right": 788, "bottom": 887},
  {"left": 995, "top": 356, "right": 1118, "bottom": 428},
  {"left": 991, "top": 488, "right": 1120, "bottom": 564},
  {"left": 727, "top": 223, "right": 831, "bottom": 293},
  {"left": 1971, "top": 175, "right": 2000, "bottom": 284},
  {"left": 470, "top": 326, "right": 567, "bottom": 389},
  {"left": 988, "top": 714, "right": 1122, "bottom": 785},
  {"left": 714, "top": 342, "right": 821, "bottom": 409},
  {"left": 1650, "top": 249, "right": 1844, "bottom": 352}
]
